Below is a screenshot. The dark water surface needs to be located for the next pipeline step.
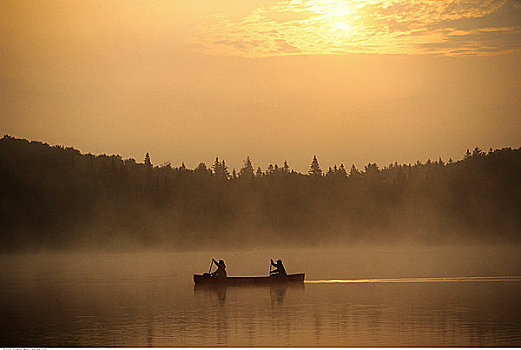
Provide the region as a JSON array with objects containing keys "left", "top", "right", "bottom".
[{"left": 1, "top": 246, "right": 521, "bottom": 346}]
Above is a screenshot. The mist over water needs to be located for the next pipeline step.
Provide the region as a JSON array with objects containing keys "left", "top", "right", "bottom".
[{"left": 2, "top": 244, "right": 521, "bottom": 346}]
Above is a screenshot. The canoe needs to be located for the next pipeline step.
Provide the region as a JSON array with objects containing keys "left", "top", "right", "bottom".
[{"left": 193, "top": 273, "right": 305, "bottom": 285}]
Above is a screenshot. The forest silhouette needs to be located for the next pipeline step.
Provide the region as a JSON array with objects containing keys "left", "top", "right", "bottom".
[{"left": 1, "top": 135, "right": 520, "bottom": 251}]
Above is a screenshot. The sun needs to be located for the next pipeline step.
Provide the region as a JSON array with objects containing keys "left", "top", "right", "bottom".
[
  {"left": 333, "top": 21, "right": 351, "bottom": 31},
  {"left": 324, "top": 3, "right": 357, "bottom": 34}
]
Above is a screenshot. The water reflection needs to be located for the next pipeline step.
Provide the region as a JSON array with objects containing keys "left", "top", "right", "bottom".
[
  {"left": 192, "top": 283, "right": 306, "bottom": 346},
  {"left": 193, "top": 283, "right": 305, "bottom": 307},
  {"left": 194, "top": 284, "right": 227, "bottom": 305},
  {"left": 269, "top": 285, "right": 286, "bottom": 306},
  {"left": 1, "top": 252, "right": 521, "bottom": 347},
  {"left": 306, "top": 276, "right": 521, "bottom": 284}
]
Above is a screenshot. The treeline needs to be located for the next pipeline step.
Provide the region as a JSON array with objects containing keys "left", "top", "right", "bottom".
[{"left": 0, "top": 135, "right": 520, "bottom": 251}]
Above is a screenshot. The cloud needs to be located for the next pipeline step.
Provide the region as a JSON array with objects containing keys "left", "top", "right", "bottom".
[
  {"left": 275, "top": 39, "right": 301, "bottom": 53},
  {"left": 187, "top": 0, "right": 521, "bottom": 57}
]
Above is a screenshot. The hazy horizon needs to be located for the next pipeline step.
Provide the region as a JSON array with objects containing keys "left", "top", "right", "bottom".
[{"left": 4, "top": 132, "right": 521, "bottom": 173}]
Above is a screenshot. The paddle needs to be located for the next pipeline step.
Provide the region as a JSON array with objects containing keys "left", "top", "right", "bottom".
[{"left": 208, "top": 259, "right": 214, "bottom": 274}]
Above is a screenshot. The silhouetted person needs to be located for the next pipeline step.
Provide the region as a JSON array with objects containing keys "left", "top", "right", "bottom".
[
  {"left": 211, "top": 259, "right": 227, "bottom": 277},
  {"left": 270, "top": 259, "right": 287, "bottom": 276}
]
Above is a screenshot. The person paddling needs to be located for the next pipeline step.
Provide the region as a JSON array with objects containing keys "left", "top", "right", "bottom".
[
  {"left": 210, "top": 259, "right": 227, "bottom": 277},
  {"left": 270, "top": 259, "right": 287, "bottom": 276}
]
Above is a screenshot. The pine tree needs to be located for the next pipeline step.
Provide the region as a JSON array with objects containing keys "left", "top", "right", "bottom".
[
  {"left": 283, "top": 160, "right": 290, "bottom": 173},
  {"left": 212, "top": 157, "right": 229, "bottom": 180},
  {"left": 338, "top": 164, "right": 347, "bottom": 177},
  {"left": 472, "top": 147, "right": 483, "bottom": 157},
  {"left": 195, "top": 162, "right": 210, "bottom": 176},
  {"left": 239, "top": 156, "right": 254, "bottom": 179},
  {"left": 221, "top": 160, "right": 230, "bottom": 179},
  {"left": 144, "top": 152, "right": 152, "bottom": 167},
  {"left": 349, "top": 164, "right": 359, "bottom": 177},
  {"left": 326, "top": 167, "right": 334, "bottom": 177},
  {"left": 309, "top": 155, "right": 322, "bottom": 177},
  {"left": 364, "top": 163, "right": 379, "bottom": 176},
  {"left": 212, "top": 157, "right": 219, "bottom": 175}
]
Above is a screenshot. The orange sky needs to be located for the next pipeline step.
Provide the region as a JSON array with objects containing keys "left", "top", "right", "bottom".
[{"left": 1, "top": 0, "right": 521, "bottom": 171}]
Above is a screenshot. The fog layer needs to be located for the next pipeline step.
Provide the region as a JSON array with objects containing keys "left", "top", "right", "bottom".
[{"left": 1, "top": 136, "right": 520, "bottom": 251}]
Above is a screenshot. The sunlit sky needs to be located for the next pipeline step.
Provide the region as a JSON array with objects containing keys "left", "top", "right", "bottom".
[{"left": 2, "top": 0, "right": 521, "bottom": 171}]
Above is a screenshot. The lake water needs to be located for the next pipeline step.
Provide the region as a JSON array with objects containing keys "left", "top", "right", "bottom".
[{"left": 1, "top": 245, "right": 521, "bottom": 346}]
